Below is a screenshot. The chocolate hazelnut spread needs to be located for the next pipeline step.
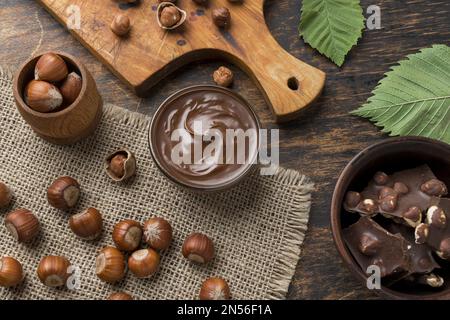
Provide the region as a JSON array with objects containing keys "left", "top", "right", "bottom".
[{"left": 150, "top": 87, "right": 259, "bottom": 190}]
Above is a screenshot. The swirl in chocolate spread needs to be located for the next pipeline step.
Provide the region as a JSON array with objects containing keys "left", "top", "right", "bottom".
[{"left": 152, "top": 90, "right": 259, "bottom": 188}]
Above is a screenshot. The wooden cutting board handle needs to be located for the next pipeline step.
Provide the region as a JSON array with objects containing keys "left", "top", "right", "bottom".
[{"left": 228, "top": 29, "right": 326, "bottom": 122}]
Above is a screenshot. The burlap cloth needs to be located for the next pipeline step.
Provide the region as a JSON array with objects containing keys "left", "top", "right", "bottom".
[{"left": 0, "top": 66, "right": 313, "bottom": 300}]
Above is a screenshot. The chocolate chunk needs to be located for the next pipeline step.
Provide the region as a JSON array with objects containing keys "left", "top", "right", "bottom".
[
  {"left": 394, "top": 182, "right": 409, "bottom": 195},
  {"left": 417, "top": 197, "right": 450, "bottom": 261},
  {"left": 343, "top": 217, "right": 409, "bottom": 279},
  {"left": 344, "top": 165, "right": 447, "bottom": 225},
  {"left": 344, "top": 191, "right": 361, "bottom": 208},
  {"left": 386, "top": 223, "right": 439, "bottom": 275}
]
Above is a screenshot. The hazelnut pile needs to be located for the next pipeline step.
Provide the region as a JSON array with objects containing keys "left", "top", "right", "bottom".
[
  {"left": 24, "top": 53, "right": 82, "bottom": 113},
  {"left": 0, "top": 152, "right": 231, "bottom": 299}
]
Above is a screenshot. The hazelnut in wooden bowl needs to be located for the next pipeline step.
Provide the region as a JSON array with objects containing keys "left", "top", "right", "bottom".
[
  {"left": 331, "top": 137, "right": 450, "bottom": 300},
  {"left": 13, "top": 52, "right": 103, "bottom": 145}
]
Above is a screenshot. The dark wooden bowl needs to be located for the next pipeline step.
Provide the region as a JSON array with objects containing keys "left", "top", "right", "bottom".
[
  {"left": 13, "top": 52, "right": 102, "bottom": 145},
  {"left": 331, "top": 136, "right": 450, "bottom": 300}
]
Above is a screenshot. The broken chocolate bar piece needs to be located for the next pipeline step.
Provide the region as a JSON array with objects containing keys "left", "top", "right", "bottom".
[
  {"left": 416, "top": 197, "right": 450, "bottom": 260},
  {"left": 344, "top": 165, "right": 447, "bottom": 227},
  {"left": 403, "top": 273, "right": 444, "bottom": 288},
  {"left": 343, "top": 217, "right": 409, "bottom": 279},
  {"left": 386, "top": 223, "right": 440, "bottom": 275}
]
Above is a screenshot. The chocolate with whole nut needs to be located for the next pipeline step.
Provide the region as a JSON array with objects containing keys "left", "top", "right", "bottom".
[
  {"left": 415, "top": 197, "right": 450, "bottom": 260},
  {"left": 344, "top": 165, "right": 447, "bottom": 227},
  {"left": 343, "top": 217, "right": 410, "bottom": 280}
]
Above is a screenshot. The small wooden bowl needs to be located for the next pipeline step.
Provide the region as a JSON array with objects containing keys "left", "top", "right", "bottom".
[
  {"left": 331, "top": 136, "right": 450, "bottom": 300},
  {"left": 13, "top": 52, "right": 102, "bottom": 145}
]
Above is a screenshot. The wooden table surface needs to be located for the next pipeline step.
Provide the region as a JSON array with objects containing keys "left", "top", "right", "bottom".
[{"left": 1, "top": 0, "right": 449, "bottom": 299}]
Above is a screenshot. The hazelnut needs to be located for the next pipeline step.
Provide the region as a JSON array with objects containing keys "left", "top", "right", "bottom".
[
  {"left": 128, "top": 248, "right": 160, "bottom": 278},
  {"left": 47, "top": 176, "right": 81, "bottom": 210},
  {"left": 415, "top": 223, "right": 429, "bottom": 244},
  {"left": 421, "top": 179, "right": 448, "bottom": 196},
  {"left": 60, "top": 72, "right": 82, "bottom": 106},
  {"left": 182, "top": 232, "right": 215, "bottom": 264},
  {"left": 393, "top": 182, "right": 409, "bottom": 195},
  {"left": 344, "top": 191, "right": 361, "bottom": 208},
  {"left": 105, "top": 149, "right": 136, "bottom": 182},
  {"left": 0, "top": 182, "right": 12, "bottom": 208},
  {"left": 34, "top": 53, "right": 68, "bottom": 82},
  {"left": 4, "top": 208, "right": 40, "bottom": 243},
  {"left": 143, "top": 217, "right": 173, "bottom": 250},
  {"left": 112, "top": 220, "right": 143, "bottom": 251},
  {"left": 212, "top": 7, "right": 231, "bottom": 28},
  {"left": 95, "top": 246, "right": 126, "bottom": 283},
  {"left": 373, "top": 171, "right": 388, "bottom": 185},
  {"left": 199, "top": 277, "right": 231, "bottom": 300},
  {"left": 24, "top": 80, "right": 63, "bottom": 113},
  {"left": 358, "top": 233, "right": 380, "bottom": 256},
  {"left": 379, "top": 195, "right": 397, "bottom": 212},
  {"left": 69, "top": 207, "right": 103, "bottom": 240},
  {"left": 378, "top": 187, "right": 397, "bottom": 200},
  {"left": 156, "top": 3, "right": 186, "bottom": 30},
  {"left": 403, "top": 206, "right": 422, "bottom": 228},
  {"left": 37, "top": 256, "right": 71, "bottom": 287},
  {"left": 424, "top": 274, "right": 444, "bottom": 288},
  {"left": 356, "top": 199, "right": 377, "bottom": 215},
  {"left": 213, "top": 66, "right": 234, "bottom": 87},
  {"left": 111, "top": 14, "right": 131, "bottom": 36},
  {"left": 0, "top": 257, "right": 24, "bottom": 287},
  {"left": 108, "top": 292, "right": 134, "bottom": 300},
  {"left": 438, "top": 238, "right": 450, "bottom": 260},
  {"left": 160, "top": 6, "right": 181, "bottom": 28},
  {"left": 426, "top": 206, "right": 446, "bottom": 228}
]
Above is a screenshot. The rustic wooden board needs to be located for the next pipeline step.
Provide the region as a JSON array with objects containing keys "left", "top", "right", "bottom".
[{"left": 36, "top": 0, "right": 326, "bottom": 122}]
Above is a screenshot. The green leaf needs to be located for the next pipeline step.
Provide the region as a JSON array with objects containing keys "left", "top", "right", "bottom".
[
  {"left": 299, "top": 0, "right": 364, "bottom": 66},
  {"left": 352, "top": 45, "right": 450, "bottom": 144}
]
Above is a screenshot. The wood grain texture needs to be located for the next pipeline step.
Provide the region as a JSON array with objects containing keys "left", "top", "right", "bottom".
[
  {"left": 0, "top": 0, "right": 449, "bottom": 299},
  {"left": 36, "top": 0, "right": 326, "bottom": 122}
]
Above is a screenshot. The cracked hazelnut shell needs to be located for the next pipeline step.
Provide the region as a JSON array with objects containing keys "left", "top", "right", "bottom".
[
  {"left": 47, "top": 176, "right": 81, "bottom": 210},
  {"left": 105, "top": 149, "right": 136, "bottom": 182},
  {"left": 5, "top": 208, "right": 40, "bottom": 243},
  {"left": 157, "top": 3, "right": 186, "bottom": 30}
]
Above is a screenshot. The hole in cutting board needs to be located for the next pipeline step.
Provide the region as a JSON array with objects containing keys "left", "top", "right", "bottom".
[{"left": 287, "top": 77, "right": 299, "bottom": 91}]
